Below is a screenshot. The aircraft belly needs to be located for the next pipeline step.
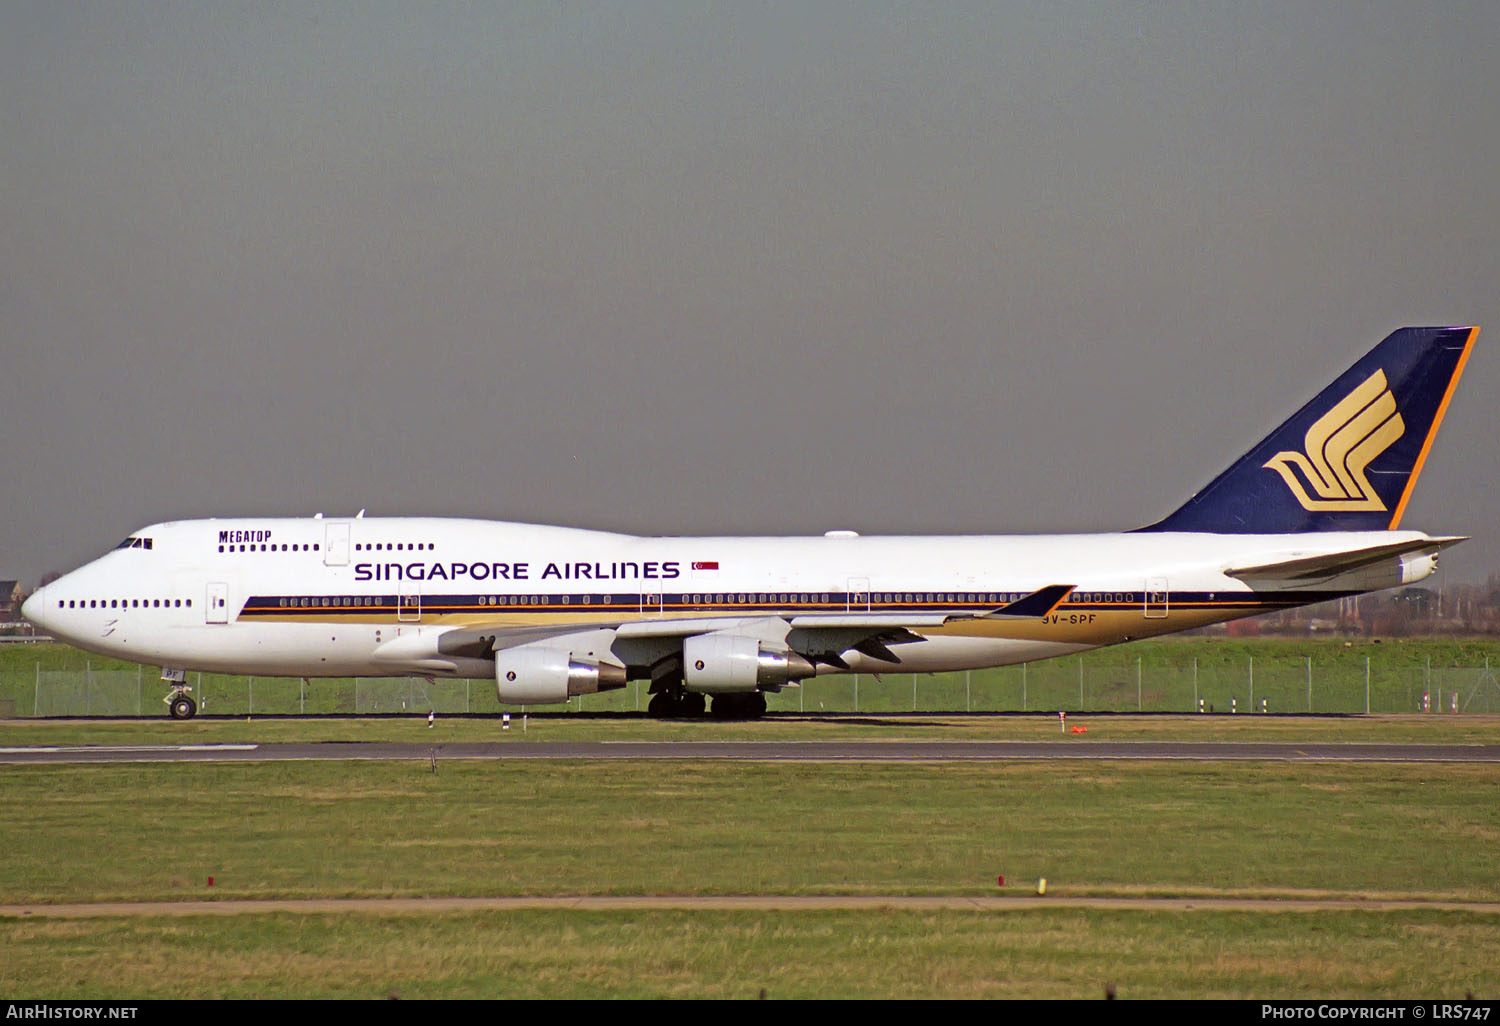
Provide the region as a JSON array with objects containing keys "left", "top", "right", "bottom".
[
  {"left": 933, "top": 605, "right": 1274, "bottom": 644},
  {"left": 125, "top": 623, "right": 387, "bottom": 677},
  {"left": 838, "top": 637, "right": 1089, "bottom": 673}
]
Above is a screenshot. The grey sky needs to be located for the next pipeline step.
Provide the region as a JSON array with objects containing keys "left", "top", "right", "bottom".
[{"left": 2, "top": 2, "right": 1496, "bottom": 586}]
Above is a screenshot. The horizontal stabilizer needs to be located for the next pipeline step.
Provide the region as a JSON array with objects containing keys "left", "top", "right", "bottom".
[{"left": 1225, "top": 536, "right": 1465, "bottom": 582}]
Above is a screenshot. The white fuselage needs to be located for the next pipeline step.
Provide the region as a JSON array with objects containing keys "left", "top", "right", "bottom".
[{"left": 23, "top": 516, "right": 1437, "bottom": 679}]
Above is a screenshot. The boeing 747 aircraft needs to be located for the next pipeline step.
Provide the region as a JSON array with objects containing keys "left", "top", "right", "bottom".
[{"left": 23, "top": 325, "right": 1477, "bottom": 719}]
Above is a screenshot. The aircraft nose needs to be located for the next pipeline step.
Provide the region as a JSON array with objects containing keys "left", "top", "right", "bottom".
[{"left": 21, "top": 585, "right": 47, "bottom": 628}]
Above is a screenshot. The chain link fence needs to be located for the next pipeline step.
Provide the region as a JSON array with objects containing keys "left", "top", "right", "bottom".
[{"left": 7, "top": 655, "right": 1500, "bottom": 716}]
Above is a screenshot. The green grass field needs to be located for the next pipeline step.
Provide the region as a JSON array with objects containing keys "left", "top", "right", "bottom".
[
  {"left": 4, "top": 637, "right": 1499, "bottom": 998},
  {"left": 6, "top": 908, "right": 1497, "bottom": 999},
  {"left": 6, "top": 760, "right": 1499, "bottom": 902},
  {"left": 3, "top": 749, "right": 1499, "bottom": 998}
]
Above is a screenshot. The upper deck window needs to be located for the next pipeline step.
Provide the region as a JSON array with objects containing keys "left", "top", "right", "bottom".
[{"left": 115, "top": 537, "right": 153, "bottom": 550}]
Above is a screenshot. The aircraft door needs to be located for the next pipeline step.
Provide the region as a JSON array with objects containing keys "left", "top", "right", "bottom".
[
  {"left": 1144, "top": 577, "right": 1169, "bottom": 619},
  {"left": 640, "top": 584, "right": 663, "bottom": 618},
  {"left": 206, "top": 582, "right": 229, "bottom": 624},
  {"left": 846, "top": 577, "right": 870, "bottom": 612},
  {"left": 324, "top": 523, "right": 350, "bottom": 566},
  {"left": 397, "top": 586, "right": 421, "bottom": 623}
]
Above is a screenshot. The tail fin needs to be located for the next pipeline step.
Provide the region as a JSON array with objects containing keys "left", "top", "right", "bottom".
[{"left": 1138, "top": 325, "right": 1477, "bottom": 534}]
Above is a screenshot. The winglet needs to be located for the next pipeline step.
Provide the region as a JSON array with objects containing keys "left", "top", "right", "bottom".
[{"left": 985, "top": 584, "right": 1075, "bottom": 618}]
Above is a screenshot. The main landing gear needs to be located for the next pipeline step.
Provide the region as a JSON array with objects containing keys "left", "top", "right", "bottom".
[
  {"left": 646, "top": 684, "right": 767, "bottom": 720},
  {"left": 710, "top": 692, "right": 767, "bottom": 720},
  {"left": 162, "top": 668, "right": 197, "bottom": 720},
  {"left": 647, "top": 688, "right": 706, "bottom": 719}
]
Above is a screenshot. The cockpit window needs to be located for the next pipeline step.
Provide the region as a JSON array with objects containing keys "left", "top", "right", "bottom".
[{"left": 115, "top": 537, "right": 154, "bottom": 550}]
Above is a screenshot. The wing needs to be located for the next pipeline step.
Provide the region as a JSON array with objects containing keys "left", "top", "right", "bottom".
[{"left": 370, "top": 584, "right": 1076, "bottom": 674}]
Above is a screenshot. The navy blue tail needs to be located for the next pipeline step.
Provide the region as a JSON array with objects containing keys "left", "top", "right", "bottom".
[{"left": 1138, "top": 326, "right": 1477, "bottom": 534}]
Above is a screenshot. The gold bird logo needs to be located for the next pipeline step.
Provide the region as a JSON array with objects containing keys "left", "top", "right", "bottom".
[{"left": 1263, "top": 369, "right": 1404, "bottom": 511}]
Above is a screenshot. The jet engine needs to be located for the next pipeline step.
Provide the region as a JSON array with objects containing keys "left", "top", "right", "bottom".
[
  {"left": 682, "top": 634, "right": 815, "bottom": 694},
  {"left": 496, "top": 645, "right": 626, "bottom": 705}
]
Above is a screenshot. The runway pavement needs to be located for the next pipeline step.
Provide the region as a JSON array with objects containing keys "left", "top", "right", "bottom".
[{"left": 3, "top": 739, "right": 1498, "bottom": 764}]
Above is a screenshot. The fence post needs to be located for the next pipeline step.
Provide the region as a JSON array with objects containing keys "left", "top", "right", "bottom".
[
  {"left": 34, "top": 660, "right": 40, "bottom": 717},
  {"left": 1078, "top": 658, "right": 1084, "bottom": 710},
  {"left": 1248, "top": 655, "right": 1254, "bottom": 712},
  {"left": 1137, "top": 656, "right": 1142, "bottom": 712},
  {"left": 1365, "top": 656, "right": 1371, "bottom": 714},
  {"left": 1192, "top": 657, "right": 1198, "bottom": 713},
  {"left": 854, "top": 673, "right": 858, "bottom": 712},
  {"left": 1022, "top": 662, "right": 1027, "bottom": 711},
  {"left": 966, "top": 670, "right": 971, "bottom": 713},
  {"left": 1307, "top": 656, "right": 1311, "bottom": 713},
  {"left": 137, "top": 664, "right": 143, "bottom": 716},
  {"left": 912, "top": 673, "right": 917, "bottom": 712}
]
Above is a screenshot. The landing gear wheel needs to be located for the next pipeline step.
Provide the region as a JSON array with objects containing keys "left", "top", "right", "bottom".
[
  {"left": 169, "top": 695, "right": 197, "bottom": 720},
  {"left": 710, "top": 692, "right": 768, "bottom": 720},
  {"left": 648, "top": 688, "right": 707, "bottom": 719}
]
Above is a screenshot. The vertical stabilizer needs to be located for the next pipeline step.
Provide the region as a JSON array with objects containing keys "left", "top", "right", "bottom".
[{"left": 1138, "top": 325, "right": 1477, "bottom": 533}]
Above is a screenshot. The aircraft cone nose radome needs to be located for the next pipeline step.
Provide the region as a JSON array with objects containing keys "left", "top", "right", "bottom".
[{"left": 21, "top": 586, "right": 45, "bottom": 628}]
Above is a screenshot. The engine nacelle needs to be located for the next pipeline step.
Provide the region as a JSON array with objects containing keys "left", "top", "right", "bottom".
[
  {"left": 682, "top": 634, "right": 816, "bottom": 694},
  {"left": 496, "top": 645, "right": 627, "bottom": 705}
]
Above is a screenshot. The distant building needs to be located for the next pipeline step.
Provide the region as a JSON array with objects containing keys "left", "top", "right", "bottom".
[{"left": 0, "top": 580, "right": 21, "bottom": 626}]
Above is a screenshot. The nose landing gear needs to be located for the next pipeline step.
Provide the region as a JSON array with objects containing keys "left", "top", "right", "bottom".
[{"left": 161, "top": 668, "right": 197, "bottom": 720}]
